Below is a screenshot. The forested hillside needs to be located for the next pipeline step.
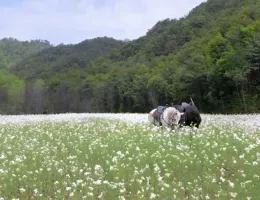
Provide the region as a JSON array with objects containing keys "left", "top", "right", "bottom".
[
  {"left": 11, "top": 37, "right": 125, "bottom": 80},
  {"left": 0, "top": 38, "right": 51, "bottom": 114},
  {"left": 2, "top": 0, "right": 260, "bottom": 114},
  {"left": 0, "top": 38, "right": 51, "bottom": 69}
]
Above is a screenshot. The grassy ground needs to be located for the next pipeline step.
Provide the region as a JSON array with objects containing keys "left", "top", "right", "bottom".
[{"left": 0, "top": 118, "right": 259, "bottom": 199}]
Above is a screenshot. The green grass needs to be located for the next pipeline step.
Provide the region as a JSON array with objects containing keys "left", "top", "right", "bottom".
[{"left": 0, "top": 119, "right": 260, "bottom": 199}]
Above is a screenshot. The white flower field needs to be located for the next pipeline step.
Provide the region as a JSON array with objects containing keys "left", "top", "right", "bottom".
[{"left": 0, "top": 113, "right": 260, "bottom": 199}]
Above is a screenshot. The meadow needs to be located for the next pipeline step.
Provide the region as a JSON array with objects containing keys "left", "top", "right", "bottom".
[{"left": 0, "top": 113, "right": 260, "bottom": 199}]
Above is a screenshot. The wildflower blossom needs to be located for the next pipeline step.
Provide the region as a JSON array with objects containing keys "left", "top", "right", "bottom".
[
  {"left": 150, "top": 193, "right": 157, "bottom": 199},
  {"left": 20, "top": 188, "right": 26, "bottom": 193},
  {"left": 230, "top": 192, "right": 237, "bottom": 198}
]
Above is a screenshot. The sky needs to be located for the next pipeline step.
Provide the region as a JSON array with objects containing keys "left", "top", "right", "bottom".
[{"left": 0, "top": 0, "right": 206, "bottom": 45}]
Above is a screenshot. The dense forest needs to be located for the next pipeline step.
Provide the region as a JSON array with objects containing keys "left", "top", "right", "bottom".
[{"left": 1, "top": 0, "right": 260, "bottom": 114}]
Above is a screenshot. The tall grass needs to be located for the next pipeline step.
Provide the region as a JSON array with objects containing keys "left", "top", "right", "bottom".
[{"left": 0, "top": 118, "right": 259, "bottom": 199}]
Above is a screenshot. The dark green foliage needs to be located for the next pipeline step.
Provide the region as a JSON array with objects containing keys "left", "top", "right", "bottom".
[
  {"left": 2, "top": 0, "right": 260, "bottom": 114},
  {"left": 11, "top": 37, "right": 124, "bottom": 81},
  {"left": 0, "top": 38, "right": 51, "bottom": 69}
]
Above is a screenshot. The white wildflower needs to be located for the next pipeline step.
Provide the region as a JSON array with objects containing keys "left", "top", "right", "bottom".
[
  {"left": 94, "top": 180, "right": 102, "bottom": 185},
  {"left": 119, "top": 196, "right": 126, "bottom": 200},
  {"left": 252, "top": 161, "right": 258, "bottom": 165},
  {"left": 109, "top": 165, "right": 115, "bottom": 171},
  {"left": 0, "top": 154, "right": 6, "bottom": 159},
  {"left": 150, "top": 193, "right": 157, "bottom": 199},
  {"left": 230, "top": 192, "right": 237, "bottom": 198},
  {"left": 120, "top": 188, "right": 126, "bottom": 193},
  {"left": 228, "top": 181, "right": 235, "bottom": 188},
  {"left": 94, "top": 165, "right": 102, "bottom": 171},
  {"left": 112, "top": 156, "right": 117, "bottom": 163},
  {"left": 20, "top": 188, "right": 26, "bottom": 193},
  {"left": 76, "top": 179, "right": 83, "bottom": 185},
  {"left": 239, "top": 154, "right": 244, "bottom": 159},
  {"left": 98, "top": 192, "right": 103, "bottom": 199},
  {"left": 87, "top": 192, "right": 93, "bottom": 196}
]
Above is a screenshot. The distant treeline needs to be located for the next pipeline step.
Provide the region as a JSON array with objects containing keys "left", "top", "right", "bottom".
[{"left": 1, "top": 0, "right": 260, "bottom": 114}]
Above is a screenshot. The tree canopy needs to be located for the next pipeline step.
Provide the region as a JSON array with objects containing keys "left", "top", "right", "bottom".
[{"left": 1, "top": 0, "right": 260, "bottom": 114}]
